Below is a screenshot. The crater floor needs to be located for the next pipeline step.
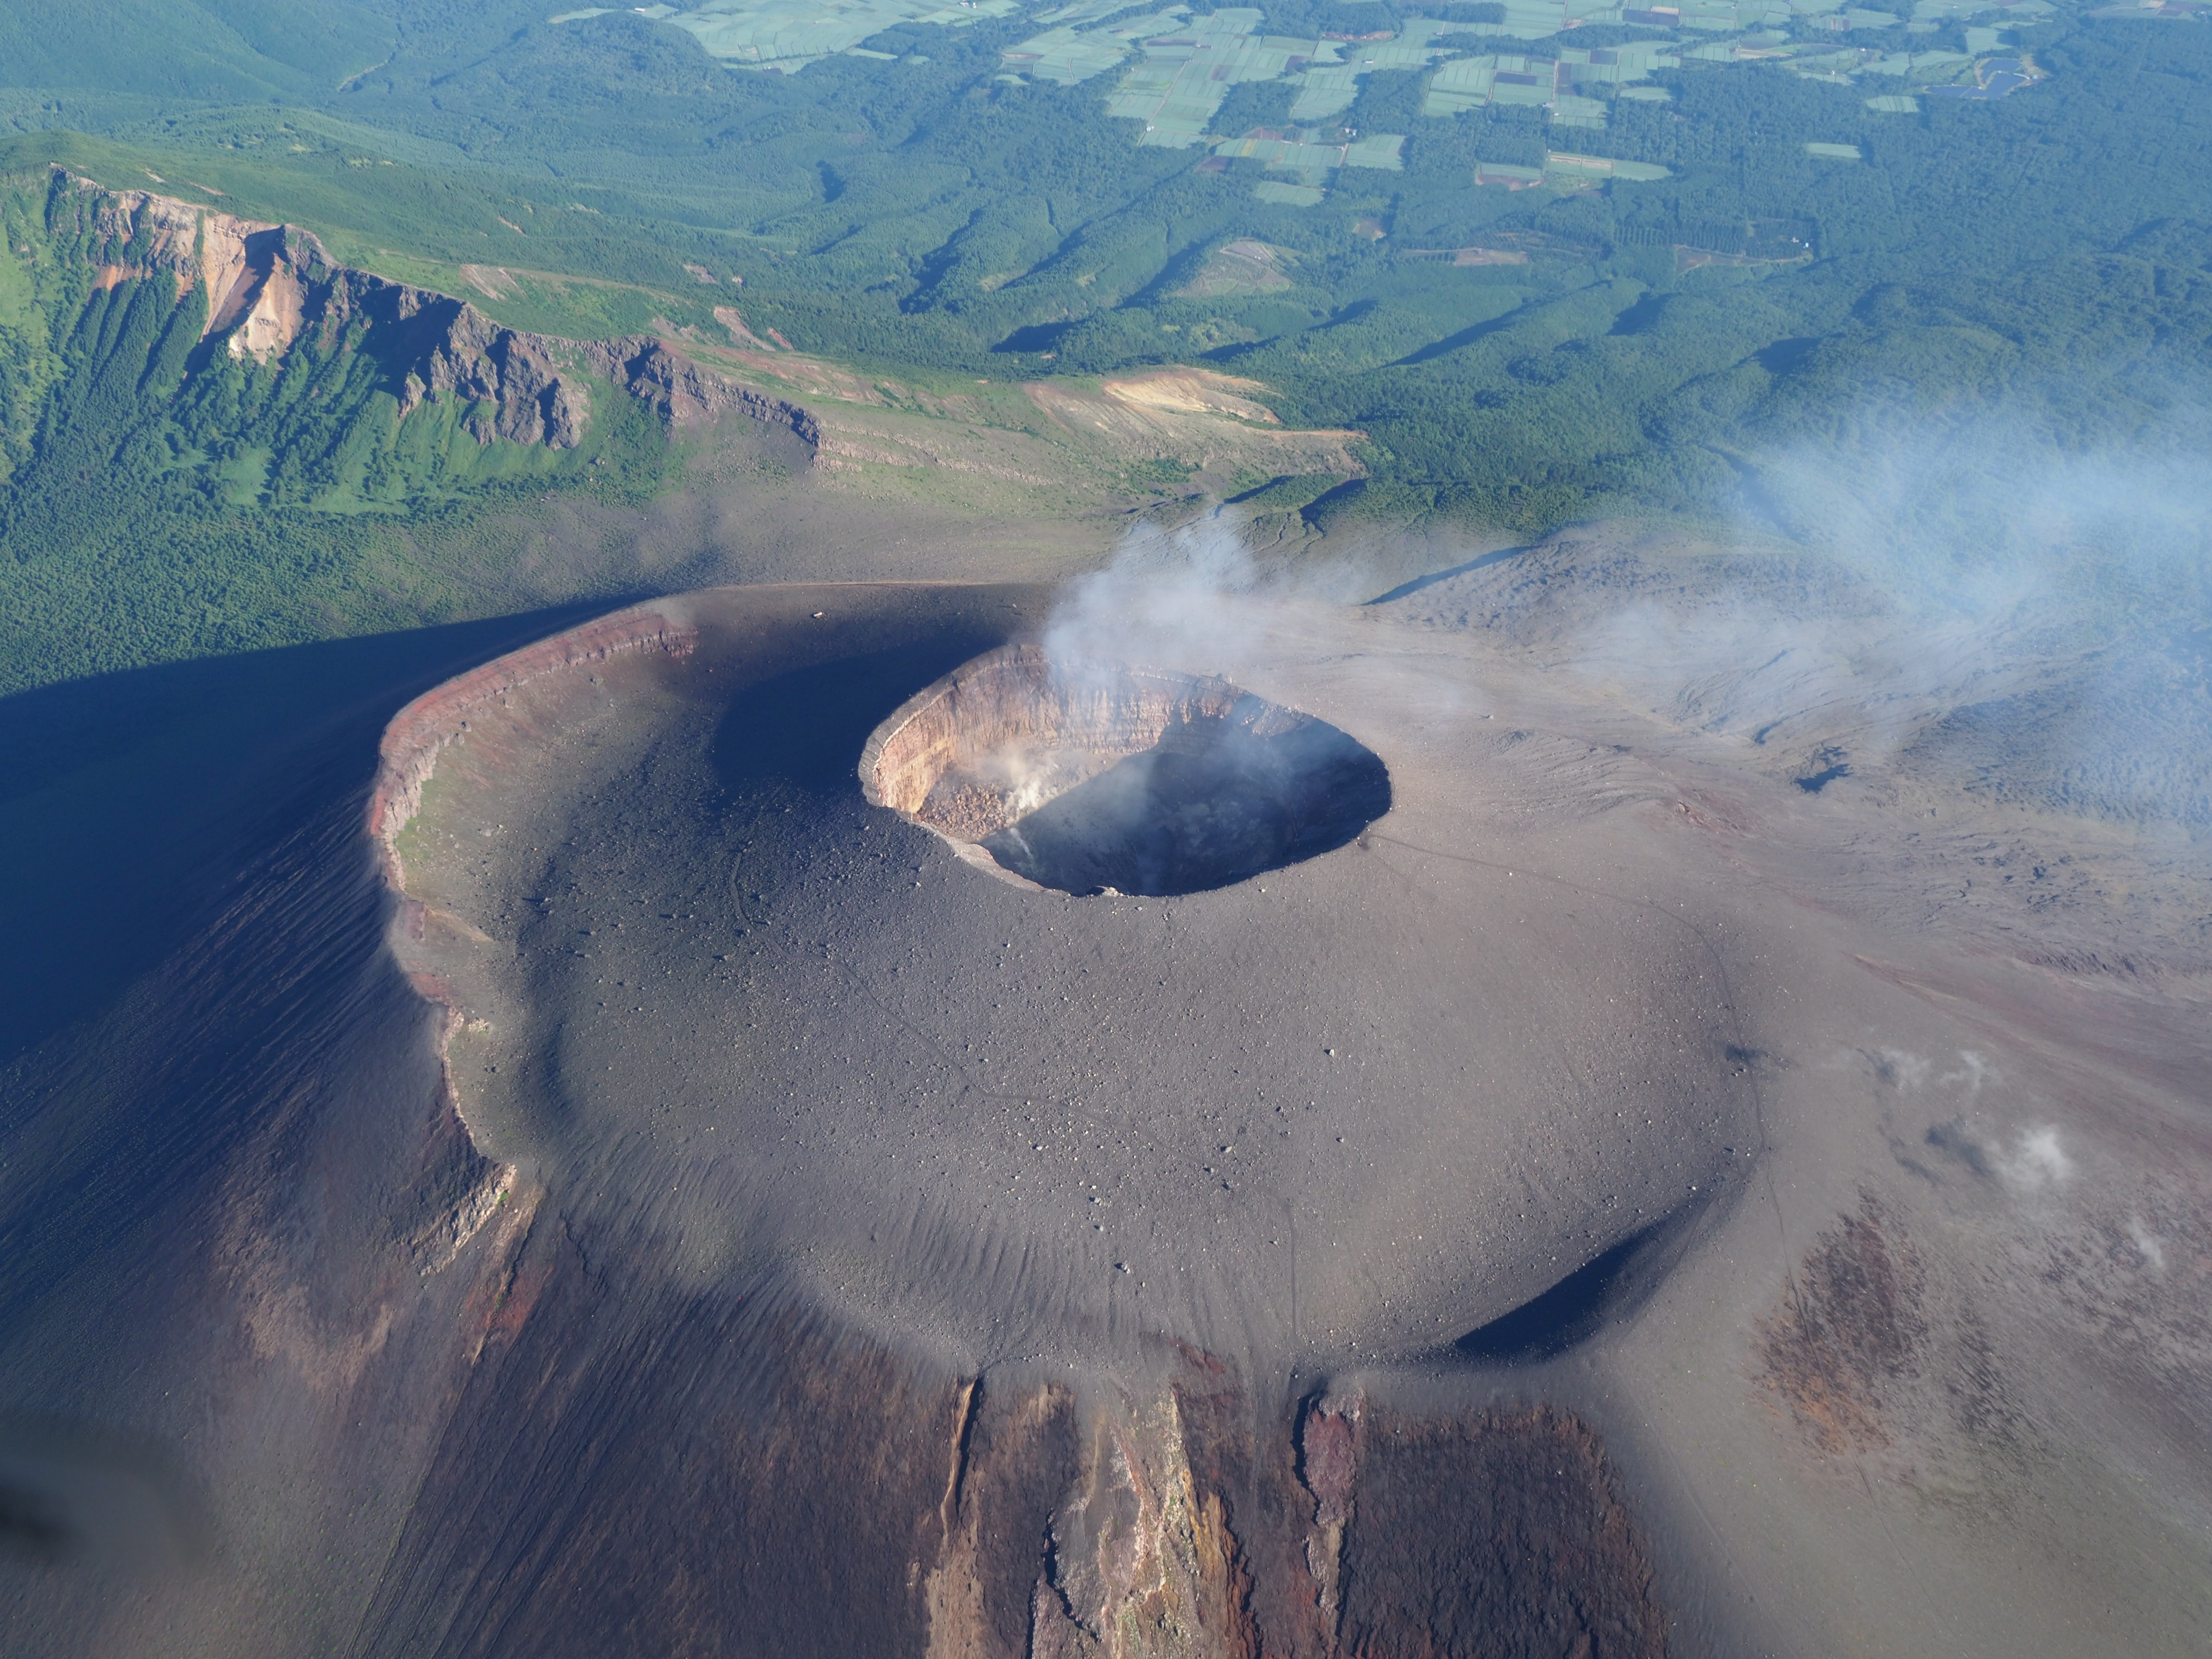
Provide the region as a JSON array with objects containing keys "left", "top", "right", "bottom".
[{"left": 861, "top": 643, "right": 1394, "bottom": 896}]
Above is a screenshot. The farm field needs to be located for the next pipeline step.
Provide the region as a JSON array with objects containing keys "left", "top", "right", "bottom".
[
  {"left": 1100, "top": 8, "right": 1346, "bottom": 144},
  {"left": 969, "top": 0, "right": 2065, "bottom": 215},
  {"left": 989, "top": 0, "right": 2069, "bottom": 154},
  {"left": 515, "top": 0, "right": 2091, "bottom": 224},
  {"left": 553, "top": 0, "right": 1025, "bottom": 69}
]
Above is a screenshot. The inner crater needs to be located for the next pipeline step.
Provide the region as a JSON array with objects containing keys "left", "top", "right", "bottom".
[{"left": 860, "top": 643, "right": 1392, "bottom": 896}]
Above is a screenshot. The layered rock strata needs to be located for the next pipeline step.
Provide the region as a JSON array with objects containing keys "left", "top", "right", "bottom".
[
  {"left": 369, "top": 598, "right": 698, "bottom": 889},
  {"left": 862, "top": 643, "right": 1301, "bottom": 841},
  {"left": 52, "top": 173, "right": 815, "bottom": 452}
]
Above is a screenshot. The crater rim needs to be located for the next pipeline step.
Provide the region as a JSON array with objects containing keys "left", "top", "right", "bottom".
[{"left": 859, "top": 642, "right": 1391, "bottom": 897}]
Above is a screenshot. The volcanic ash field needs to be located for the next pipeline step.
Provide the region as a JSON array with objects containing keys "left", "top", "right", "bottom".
[{"left": 351, "top": 570, "right": 2212, "bottom": 1659}]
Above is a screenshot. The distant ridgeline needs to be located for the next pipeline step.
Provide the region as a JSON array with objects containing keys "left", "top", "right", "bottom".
[
  {"left": 3, "top": 3, "right": 2212, "bottom": 676},
  {"left": 0, "top": 170, "right": 802, "bottom": 690},
  {"left": 9, "top": 0, "right": 2179, "bottom": 537}
]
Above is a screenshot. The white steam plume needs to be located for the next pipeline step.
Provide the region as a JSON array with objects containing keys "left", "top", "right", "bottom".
[{"left": 1042, "top": 511, "right": 1269, "bottom": 678}]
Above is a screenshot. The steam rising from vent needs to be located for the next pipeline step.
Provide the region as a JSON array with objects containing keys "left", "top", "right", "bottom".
[
  {"left": 860, "top": 644, "right": 1390, "bottom": 895},
  {"left": 1038, "top": 514, "right": 1268, "bottom": 677}
]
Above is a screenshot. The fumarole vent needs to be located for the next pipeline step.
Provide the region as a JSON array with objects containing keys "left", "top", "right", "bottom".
[{"left": 860, "top": 644, "right": 1390, "bottom": 896}]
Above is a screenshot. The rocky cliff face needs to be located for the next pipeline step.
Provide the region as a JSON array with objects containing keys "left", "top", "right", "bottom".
[
  {"left": 585, "top": 334, "right": 822, "bottom": 443},
  {"left": 58, "top": 175, "right": 814, "bottom": 454},
  {"left": 861, "top": 644, "right": 1252, "bottom": 841},
  {"left": 330, "top": 1299, "right": 1671, "bottom": 1659}
]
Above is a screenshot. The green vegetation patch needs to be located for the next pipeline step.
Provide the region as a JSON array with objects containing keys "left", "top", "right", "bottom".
[
  {"left": 3, "top": 0, "right": 2212, "bottom": 698},
  {"left": 0, "top": 0, "right": 394, "bottom": 103},
  {"left": 0, "top": 167, "right": 678, "bottom": 692},
  {"left": 590, "top": 0, "right": 1024, "bottom": 72},
  {"left": 1001, "top": 9, "right": 1191, "bottom": 83}
]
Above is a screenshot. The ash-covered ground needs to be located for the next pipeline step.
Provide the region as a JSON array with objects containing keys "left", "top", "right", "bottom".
[
  {"left": 380, "top": 549, "right": 2211, "bottom": 1657},
  {"left": 399, "top": 585, "right": 1755, "bottom": 1371},
  {"left": 0, "top": 500, "right": 2206, "bottom": 1659}
]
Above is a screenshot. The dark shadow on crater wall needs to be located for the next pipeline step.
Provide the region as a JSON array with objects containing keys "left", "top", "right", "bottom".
[
  {"left": 0, "top": 604, "right": 626, "bottom": 1349},
  {"left": 1365, "top": 543, "right": 1537, "bottom": 605},
  {"left": 980, "top": 713, "right": 1391, "bottom": 897},
  {"left": 712, "top": 636, "right": 1004, "bottom": 800},
  {"left": 0, "top": 601, "right": 619, "bottom": 1068}
]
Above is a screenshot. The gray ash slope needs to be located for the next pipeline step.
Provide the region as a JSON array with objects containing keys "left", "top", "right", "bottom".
[
  {"left": 1386, "top": 524, "right": 2212, "bottom": 972},
  {"left": 0, "top": 530, "right": 2206, "bottom": 1657},
  {"left": 401, "top": 584, "right": 1756, "bottom": 1371},
  {"left": 389, "top": 565, "right": 2212, "bottom": 1658}
]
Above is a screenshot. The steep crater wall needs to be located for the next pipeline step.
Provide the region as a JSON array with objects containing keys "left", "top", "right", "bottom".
[{"left": 861, "top": 643, "right": 1391, "bottom": 896}]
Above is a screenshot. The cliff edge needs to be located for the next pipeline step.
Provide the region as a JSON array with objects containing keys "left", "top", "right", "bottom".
[{"left": 55, "top": 172, "right": 816, "bottom": 454}]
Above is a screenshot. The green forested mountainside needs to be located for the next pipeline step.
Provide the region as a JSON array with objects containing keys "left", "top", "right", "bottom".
[
  {"left": 1, "top": 0, "right": 2210, "bottom": 686},
  {"left": 0, "top": 173, "right": 672, "bottom": 692},
  {"left": 0, "top": 0, "right": 396, "bottom": 103},
  {"left": 6, "top": 12, "right": 2209, "bottom": 512}
]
